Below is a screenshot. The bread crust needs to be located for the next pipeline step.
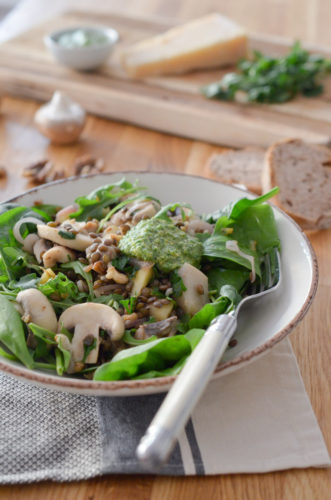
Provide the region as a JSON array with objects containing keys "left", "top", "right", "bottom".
[{"left": 262, "top": 138, "right": 331, "bottom": 230}]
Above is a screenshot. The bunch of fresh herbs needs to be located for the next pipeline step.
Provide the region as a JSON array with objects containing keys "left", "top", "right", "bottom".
[{"left": 202, "top": 41, "right": 331, "bottom": 104}]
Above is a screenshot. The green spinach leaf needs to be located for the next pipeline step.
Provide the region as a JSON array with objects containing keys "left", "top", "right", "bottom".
[{"left": 0, "top": 295, "right": 34, "bottom": 368}]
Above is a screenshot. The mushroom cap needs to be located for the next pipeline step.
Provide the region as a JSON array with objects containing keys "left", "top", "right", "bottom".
[
  {"left": 58, "top": 303, "right": 125, "bottom": 363},
  {"left": 16, "top": 288, "right": 58, "bottom": 332},
  {"left": 59, "top": 303, "right": 124, "bottom": 339}
]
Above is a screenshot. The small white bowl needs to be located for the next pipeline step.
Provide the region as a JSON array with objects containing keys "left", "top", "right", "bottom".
[{"left": 44, "top": 26, "right": 119, "bottom": 71}]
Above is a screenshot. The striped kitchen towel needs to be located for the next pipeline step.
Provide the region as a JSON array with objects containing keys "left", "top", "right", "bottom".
[{"left": 0, "top": 338, "right": 329, "bottom": 483}]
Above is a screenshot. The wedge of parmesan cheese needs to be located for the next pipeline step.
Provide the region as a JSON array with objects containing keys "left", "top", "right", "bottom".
[{"left": 121, "top": 13, "right": 247, "bottom": 78}]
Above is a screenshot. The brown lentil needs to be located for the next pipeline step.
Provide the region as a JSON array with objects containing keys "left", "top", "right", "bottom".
[
  {"left": 91, "top": 252, "right": 102, "bottom": 263},
  {"left": 92, "top": 261, "right": 107, "bottom": 274},
  {"left": 138, "top": 296, "right": 148, "bottom": 303},
  {"left": 159, "top": 284, "right": 169, "bottom": 291}
]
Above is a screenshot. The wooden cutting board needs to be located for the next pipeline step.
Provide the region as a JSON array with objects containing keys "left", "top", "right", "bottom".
[{"left": 1, "top": 10, "right": 331, "bottom": 148}]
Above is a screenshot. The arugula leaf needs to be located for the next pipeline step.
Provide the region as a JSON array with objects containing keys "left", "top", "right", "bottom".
[
  {"left": 38, "top": 272, "right": 84, "bottom": 301},
  {"left": 98, "top": 194, "right": 150, "bottom": 230},
  {"left": 32, "top": 204, "right": 60, "bottom": 219},
  {"left": 61, "top": 261, "right": 94, "bottom": 298},
  {"left": 120, "top": 296, "right": 137, "bottom": 314},
  {"left": 154, "top": 202, "right": 192, "bottom": 221},
  {"left": 8, "top": 273, "right": 40, "bottom": 291},
  {"left": 206, "top": 188, "right": 279, "bottom": 223},
  {"left": 69, "top": 178, "right": 145, "bottom": 221}
]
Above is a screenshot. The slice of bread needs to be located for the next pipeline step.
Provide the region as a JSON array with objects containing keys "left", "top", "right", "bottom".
[
  {"left": 262, "top": 138, "right": 331, "bottom": 230},
  {"left": 208, "top": 148, "right": 264, "bottom": 194}
]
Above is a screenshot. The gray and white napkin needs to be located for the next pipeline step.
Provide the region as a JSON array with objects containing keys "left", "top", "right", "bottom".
[{"left": 0, "top": 338, "right": 329, "bottom": 483}]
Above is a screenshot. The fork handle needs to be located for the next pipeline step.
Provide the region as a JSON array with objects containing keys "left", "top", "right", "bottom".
[{"left": 136, "top": 314, "right": 237, "bottom": 469}]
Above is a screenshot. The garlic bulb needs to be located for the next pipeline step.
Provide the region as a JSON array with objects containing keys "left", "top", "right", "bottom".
[{"left": 34, "top": 91, "right": 86, "bottom": 144}]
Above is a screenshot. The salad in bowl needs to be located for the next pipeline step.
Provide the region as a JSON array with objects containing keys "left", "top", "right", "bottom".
[{"left": 0, "top": 177, "right": 280, "bottom": 382}]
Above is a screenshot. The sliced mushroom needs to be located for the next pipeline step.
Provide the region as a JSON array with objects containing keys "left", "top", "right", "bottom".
[
  {"left": 176, "top": 263, "right": 209, "bottom": 316},
  {"left": 33, "top": 238, "right": 52, "bottom": 263},
  {"left": 42, "top": 245, "right": 76, "bottom": 268},
  {"left": 129, "top": 200, "right": 161, "bottom": 224},
  {"left": 37, "top": 224, "right": 92, "bottom": 251},
  {"left": 55, "top": 204, "right": 78, "bottom": 223},
  {"left": 110, "top": 199, "right": 161, "bottom": 226},
  {"left": 58, "top": 303, "right": 124, "bottom": 363},
  {"left": 135, "top": 316, "right": 178, "bottom": 340},
  {"left": 16, "top": 288, "right": 58, "bottom": 331}
]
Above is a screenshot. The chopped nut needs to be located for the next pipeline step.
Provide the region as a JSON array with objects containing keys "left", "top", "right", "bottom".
[
  {"left": 40, "top": 268, "right": 56, "bottom": 284},
  {"left": 92, "top": 260, "right": 107, "bottom": 274},
  {"left": 22, "top": 159, "right": 49, "bottom": 178},
  {"left": 0, "top": 166, "right": 7, "bottom": 178},
  {"left": 73, "top": 155, "right": 105, "bottom": 176},
  {"left": 106, "top": 265, "right": 129, "bottom": 284}
]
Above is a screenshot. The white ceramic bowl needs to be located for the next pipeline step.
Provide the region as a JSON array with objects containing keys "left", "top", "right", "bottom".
[
  {"left": 0, "top": 173, "right": 318, "bottom": 396},
  {"left": 44, "top": 26, "right": 119, "bottom": 71}
]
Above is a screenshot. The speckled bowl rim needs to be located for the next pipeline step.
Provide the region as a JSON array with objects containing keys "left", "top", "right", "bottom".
[{"left": 0, "top": 171, "right": 318, "bottom": 394}]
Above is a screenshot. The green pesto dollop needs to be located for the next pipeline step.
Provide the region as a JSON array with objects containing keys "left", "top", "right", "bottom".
[{"left": 118, "top": 218, "right": 203, "bottom": 272}]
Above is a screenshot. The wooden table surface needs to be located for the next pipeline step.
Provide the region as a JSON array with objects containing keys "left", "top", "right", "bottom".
[{"left": 0, "top": 1, "right": 330, "bottom": 499}]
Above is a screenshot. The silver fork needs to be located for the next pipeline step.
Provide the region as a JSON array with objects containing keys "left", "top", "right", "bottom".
[{"left": 136, "top": 250, "right": 281, "bottom": 469}]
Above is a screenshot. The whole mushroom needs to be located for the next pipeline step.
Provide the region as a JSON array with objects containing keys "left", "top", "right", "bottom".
[
  {"left": 58, "top": 303, "right": 124, "bottom": 363},
  {"left": 16, "top": 288, "right": 58, "bottom": 331},
  {"left": 34, "top": 91, "right": 86, "bottom": 145}
]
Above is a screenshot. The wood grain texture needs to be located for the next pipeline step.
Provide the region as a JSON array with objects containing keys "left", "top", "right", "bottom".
[
  {"left": 0, "top": 0, "right": 330, "bottom": 499},
  {"left": 0, "top": 11, "right": 331, "bottom": 147}
]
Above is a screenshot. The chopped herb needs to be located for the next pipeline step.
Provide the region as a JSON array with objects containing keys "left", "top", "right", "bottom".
[
  {"left": 58, "top": 230, "right": 76, "bottom": 240},
  {"left": 170, "top": 270, "right": 187, "bottom": 298},
  {"left": 202, "top": 41, "right": 331, "bottom": 104},
  {"left": 120, "top": 296, "right": 137, "bottom": 314}
]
